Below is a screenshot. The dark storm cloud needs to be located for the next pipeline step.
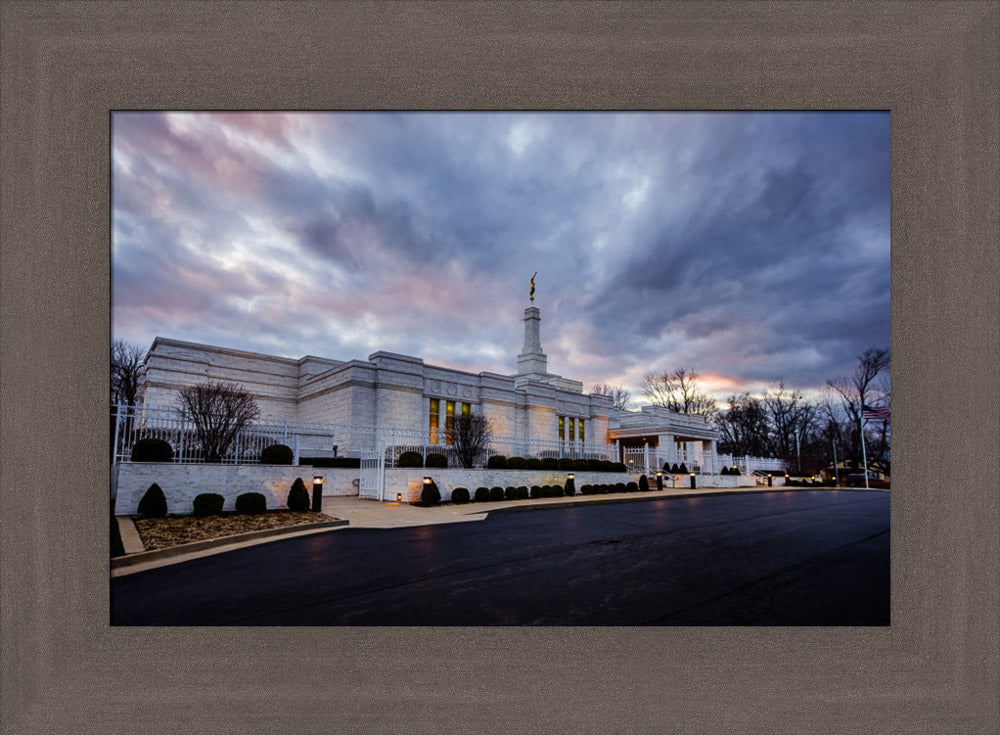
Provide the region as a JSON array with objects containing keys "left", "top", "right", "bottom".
[{"left": 112, "top": 112, "right": 889, "bottom": 399}]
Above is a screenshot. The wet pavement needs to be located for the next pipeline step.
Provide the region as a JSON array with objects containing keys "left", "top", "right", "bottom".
[{"left": 111, "top": 490, "right": 890, "bottom": 626}]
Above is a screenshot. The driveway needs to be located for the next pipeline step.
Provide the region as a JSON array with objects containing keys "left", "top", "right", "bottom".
[{"left": 111, "top": 490, "right": 890, "bottom": 626}]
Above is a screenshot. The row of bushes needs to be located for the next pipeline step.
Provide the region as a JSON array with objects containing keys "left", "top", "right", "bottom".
[
  {"left": 422, "top": 480, "right": 578, "bottom": 507},
  {"left": 131, "top": 439, "right": 358, "bottom": 467},
  {"left": 134, "top": 476, "right": 316, "bottom": 517},
  {"left": 487, "top": 456, "right": 628, "bottom": 472}
]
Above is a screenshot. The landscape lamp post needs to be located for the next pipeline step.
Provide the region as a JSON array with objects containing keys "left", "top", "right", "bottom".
[
  {"left": 312, "top": 475, "right": 323, "bottom": 512},
  {"left": 767, "top": 472, "right": 773, "bottom": 487},
  {"left": 656, "top": 471, "right": 663, "bottom": 492},
  {"left": 689, "top": 472, "right": 696, "bottom": 489},
  {"left": 566, "top": 473, "right": 575, "bottom": 496}
]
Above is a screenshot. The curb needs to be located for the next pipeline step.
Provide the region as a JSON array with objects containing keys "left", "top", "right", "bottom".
[{"left": 111, "top": 518, "right": 349, "bottom": 569}]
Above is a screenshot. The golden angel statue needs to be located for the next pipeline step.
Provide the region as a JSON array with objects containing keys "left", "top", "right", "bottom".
[{"left": 530, "top": 272, "right": 537, "bottom": 302}]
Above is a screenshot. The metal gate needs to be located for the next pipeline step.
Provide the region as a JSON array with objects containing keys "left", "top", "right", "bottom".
[{"left": 358, "top": 447, "right": 385, "bottom": 500}]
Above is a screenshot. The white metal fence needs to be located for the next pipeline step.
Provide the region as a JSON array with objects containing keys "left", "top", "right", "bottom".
[
  {"left": 621, "top": 446, "right": 784, "bottom": 475},
  {"left": 112, "top": 404, "right": 616, "bottom": 468}
]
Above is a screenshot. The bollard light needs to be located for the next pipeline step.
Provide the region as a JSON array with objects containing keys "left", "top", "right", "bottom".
[
  {"left": 565, "top": 473, "right": 576, "bottom": 496},
  {"left": 396, "top": 492, "right": 402, "bottom": 503},
  {"left": 689, "top": 472, "right": 696, "bottom": 490},
  {"left": 312, "top": 475, "right": 323, "bottom": 512},
  {"left": 767, "top": 472, "right": 773, "bottom": 487},
  {"left": 656, "top": 470, "right": 663, "bottom": 492}
]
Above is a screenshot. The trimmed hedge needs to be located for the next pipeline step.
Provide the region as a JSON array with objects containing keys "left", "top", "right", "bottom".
[
  {"left": 507, "top": 456, "right": 526, "bottom": 469},
  {"left": 540, "top": 457, "right": 559, "bottom": 470},
  {"left": 626, "top": 482, "right": 639, "bottom": 493},
  {"left": 490, "top": 486, "right": 505, "bottom": 502},
  {"left": 302, "top": 456, "right": 362, "bottom": 468},
  {"left": 425, "top": 453, "right": 448, "bottom": 468},
  {"left": 551, "top": 484, "right": 565, "bottom": 497},
  {"left": 287, "top": 477, "right": 310, "bottom": 511},
  {"left": 260, "top": 443, "right": 293, "bottom": 465},
  {"left": 420, "top": 479, "right": 441, "bottom": 507},
  {"left": 504, "top": 486, "right": 518, "bottom": 501},
  {"left": 451, "top": 487, "right": 470, "bottom": 504},
  {"left": 193, "top": 492, "right": 225, "bottom": 516},
  {"left": 131, "top": 438, "right": 173, "bottom": 463},
  {"left": 137, "top": 483, "right": 168, "bottom": 517},
  {"left": 639, "top": 475, "right": 650, "bottom": 491},
  {"left": 397, "top": 451, "right": 423, "bottom": 468},
  {"left": 235, "top": 492, "right": 267, "bottom": 514},
  {"left": 474, "top": 487, "right": 490, "bottom": 502},
  {"left": 525, "top": 458, "right": 542, "bottom": 470},
  {"left": 487, "top": 455, "right": 508, "bottom": 470}
]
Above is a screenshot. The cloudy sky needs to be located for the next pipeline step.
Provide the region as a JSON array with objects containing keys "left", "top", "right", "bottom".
[{"left": 112, "top": 111, "right": 889, "bottom": 404}]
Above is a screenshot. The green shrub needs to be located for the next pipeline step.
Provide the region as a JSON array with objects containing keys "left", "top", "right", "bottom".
[
  {"left": 301, "top": 456, "right": 362, "bottom": 468},
  {"left": 525, "top": 458, "right": 542, "bottom": 470},
  {"left": 504, "top": 486, "right": 518, "bottom": 501},
  {"left": 552, "top": 484, "right": 565, "bottom": 497},
  {"left": 235, "top": 492, "right": 267, "bottom": 514},
  {"left": 490, "top": 486, "right": 505, "bottom": 501},
  {"left": 557, "top": 458, "right": 574, "bottom": 471},
  {"left": 678, "top": 463, "right": 688, "bottom": 474},
  {"left": 580, "top": 484, "right": 592, "bottom": 495},
  {"left": 287, "top": 477, "right": 310, "bottom": 511},
  {"left": 541, "top": 485, "right": 553, "bottom": 498},
  {"left": 487, "top": 455, "right": 508, "bottom": 470},
  {"left": 260, "top": 443, "right": 293, "bottom": 465},
  {"left": 613, "top": 462, "right": 627, "bottom": 473},
  {"left": 601, "top": 484, "right": 612, "bottom": 494},
  {"left": 420, "top": 480, "right": 441, "bottom": 507},
  {"left": 507, "top": 456, "right": 526, "bottom": 469},
  {"left": 671, "top": 463, "right": 680, "bottom": 474},
  {"left": 517, "top": 486, "right": 529, "bottom": 499},
  {"left": 615, "top": 483, "right": 627, "bottom": 493},
  {"left": 451, "top": 487, "right": 470, "bottom": 504},
  {"left": 425, "top": 453, "right": 448, "bottom": 468},
  {"left": 397, "top": 451, "right": 423, "bottom": 468},
  {"left": 137, "top": 483, "right": 168, "bottom": 517},
  {"left": 626, "top": 482, "right": 639, "bottom": 493},
  {"left": 193, "top": 492, "right": 225, "bottom": 516},
  {"left": 474, "top": 487, "right": 490, "bottom": 502},
  {"left": 131, "top": 438, "right": 173, "bottom": 463},
  {"left": 530, "top": 485, "right": 543, "bottom": 499},
  {"left": 639, "top": 475, "right": 650, "bottom": 491},
  {"left": 540, "top": 457, "right": 559, "bottom": 470}
]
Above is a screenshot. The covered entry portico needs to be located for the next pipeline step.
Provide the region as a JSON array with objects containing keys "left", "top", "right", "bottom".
[{"left": 609, "top": 406, "right": 720, "bottom": 474}]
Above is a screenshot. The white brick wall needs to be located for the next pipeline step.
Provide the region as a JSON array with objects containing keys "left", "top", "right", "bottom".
[{"left": 114, "top": 463, "right": 360, "bottom": 515}]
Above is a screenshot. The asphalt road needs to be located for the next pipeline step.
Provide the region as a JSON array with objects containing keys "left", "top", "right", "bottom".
[{"left": 111, "top": 490, "right": 890, "bottom": 626}]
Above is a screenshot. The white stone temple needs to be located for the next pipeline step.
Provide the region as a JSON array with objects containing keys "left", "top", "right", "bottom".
[{"left": 135, "top": 294, "right": 720, "bottom": 470}]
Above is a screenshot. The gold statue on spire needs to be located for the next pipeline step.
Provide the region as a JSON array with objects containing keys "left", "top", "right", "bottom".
[{"left": 530, "top": 272, "right": 537, "bottom": 302}]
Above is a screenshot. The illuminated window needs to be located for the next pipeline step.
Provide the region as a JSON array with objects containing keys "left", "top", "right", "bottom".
[
  {"left": 579, "top": 419, "right": 585, "bottom": 443},
  {"left": 558, "top": 416, "right": 565, "bottom": 441},
  {"left": 445, "top": 401, "right": 455, "bottom": 443},
  {"left": 568, "top": 417, "right": 576, "bottom": 442},
  {"left": 429, "top": 399, "right": 439, "bottom": 444},
  {"left": 461, "top": 402, "right": 470, "bottom": 418}
]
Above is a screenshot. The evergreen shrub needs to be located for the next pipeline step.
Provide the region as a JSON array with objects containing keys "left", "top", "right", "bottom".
[
  {"left": 525, "top": 458, "right": 542, "bottom": 470},
  {"left": 490, "top": 486, "right": 505, "bottom": 501},
  {"left": 558, "top": 458, "right": 574, "bottom": 471},
  {"left": 517, "top": 486, "right": 529, "bottom": 500},
  {"left": 260, "top": 443, "right": 293, "bottom": 465},
  {"left": 552, "top": 484, "right": 565, "bottom": 497},
  {"left": 487, "top": 455, "right": 508, "bottom": 470},
  {"left": 420, "top": 480, "right": 441, "bottom": 507},
  {"left": 613, "top": 462, "right": 627, "bottom": 473},
  {"left": 507, "top": 456, "right": 526, "bottom": 469},
  {"left": 616, "top": 483, "right": 627, "bottom": 493},
  {"left": 235, "top": 492, "right": 267, "bottom": 514},
  {"left": 474, "top": 487, "right": 490, "bottom": 502},
  {"left": 193, "top": 492, "right": 224, "bottom": 516},
  {"left": 540, "top": 457, "right": 559, "bottom": 471},
  {"left": 505, "top": 486, "right": 518, "bottom": 501},
  {"left": 626, "top": 482, "right": 639, "bottom": 493},
  {"left": 678, "top": 463, "right": 688, "bottom": 474},
  {"left": 425, "top": 453, "right": 448, "bottom": 468},
  {"left": 397, "top": 451, "right": 423, "bottom": 468},
  {"left": 131, "top": 438, "right": 173, "bottom": 463},
  {"left": 541, "top": 485, "right": 552, "bottom": 498},
  {"left": 451, "top": 487, "right": 470, "bottom": 504},
  {"left": 287, "top": 478, "right": 309, "bottom": 511},
  {"left": 302, "top": 456, "right": 362, "bottom": 468},
  {"left": 639, "top": 475, "right": 649, "bottom": 492},
  {"left": 530, "top": 485, "right": 543, "bottom": 499},
  {"left": 137, "top": 483, "right": 168, "bottom": 517}
]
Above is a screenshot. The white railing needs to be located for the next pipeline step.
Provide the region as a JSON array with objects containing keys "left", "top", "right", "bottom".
[
  {"left": 112, "top": 404, "right": 617, "bottom": 468},
  {"left": 621, "top": 447, "right": 784, "bottom": 476},
  {"left": 717, "top": 454, "right": 785, "bottom": 474}
]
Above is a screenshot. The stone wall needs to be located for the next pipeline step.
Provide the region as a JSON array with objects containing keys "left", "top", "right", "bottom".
[
  {"left": 386, "top": 468, "right": 638, "bottom": 503},
  {"left": 114, "top": 463, "right": 360, "bottom": 515}
]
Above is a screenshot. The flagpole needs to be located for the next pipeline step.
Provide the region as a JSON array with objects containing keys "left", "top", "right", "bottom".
[{"left": 859, "top": 413, "right": 869, "bottom": 490}]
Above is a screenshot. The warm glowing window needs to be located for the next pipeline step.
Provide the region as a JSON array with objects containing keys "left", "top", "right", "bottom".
[
  {"left": 558, "top": 416, "right": 565, "bottom": 441},
  {"left": 461, "top": 402, "right": 470, "bottom": 418},
  {"left": 579, "top": 419, "right": 585, "bottom": 443},
  {"left": 429, "top": 399, "right": 439, "bottom": 444},
  {"left": 568, "top": 417, "right": 576, "bottom": 442},
  {"left": 445, "top": 401, "right": 455, "bottom": 443}
]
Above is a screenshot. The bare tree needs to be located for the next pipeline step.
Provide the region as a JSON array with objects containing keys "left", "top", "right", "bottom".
[
  {"left": 642, "top": 368, "right": 717, "bottom": 418},
  {"left": 828, "top": 347, "right": 890, "bottom": 467},
  {"left": 591, "top": 383, "right": 632, "bottom": 411},
  {"left": 449, "top": 413, "right": 492, "bottom": 469},
  {"left": 111, "top": 339, "right": 145, "bottom": 406},
  {"left": 762, "top": 383, "right": 818, "bottom": 460},
  {"left": 716, "top": 393, "right": 769, "bottom": 457},
  {"left": 177, "top": 382, "right": 260, "bottom": 463}
]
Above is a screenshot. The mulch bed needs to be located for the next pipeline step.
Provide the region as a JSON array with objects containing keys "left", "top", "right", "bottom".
[{"left": 133, "top": 510, "right": 337, "bottom": 551}]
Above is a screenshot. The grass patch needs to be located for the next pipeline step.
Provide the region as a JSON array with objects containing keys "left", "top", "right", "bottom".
[{"left": 133, "top": 510, "right": 335, "bottom": 551}]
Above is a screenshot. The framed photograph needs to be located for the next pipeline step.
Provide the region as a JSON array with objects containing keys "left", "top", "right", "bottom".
[{"left": 2, "top": 2, "right": 997, "bottom": 733}]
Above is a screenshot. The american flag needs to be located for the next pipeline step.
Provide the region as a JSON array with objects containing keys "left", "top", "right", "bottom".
[{"left": 862, "top": 404, "right": 890, "bottom": 421}]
